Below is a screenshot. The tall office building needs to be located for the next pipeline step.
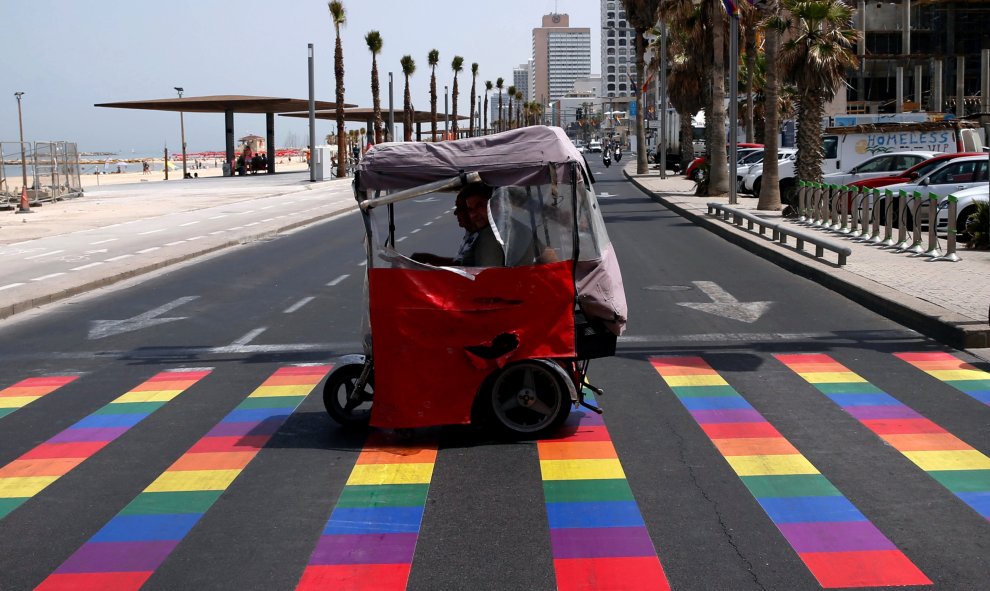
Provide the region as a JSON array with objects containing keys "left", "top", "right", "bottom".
[
  {"left": 532, "top": 14, "right": 591, "bottom": 103},
  {"left": 513, "top": 61, "right": 531, "bottom": 102},
  {"left": 601, "top": 0, "right": 635, "bottom": 98}
]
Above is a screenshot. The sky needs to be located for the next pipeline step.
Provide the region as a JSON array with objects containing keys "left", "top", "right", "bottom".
[{"left": 1, "top": 0, "right": 602, "bottom": 156}]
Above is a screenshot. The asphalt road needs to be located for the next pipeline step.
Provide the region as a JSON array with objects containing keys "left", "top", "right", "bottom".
[{"left": 0, "top": 158, "right": 988, "bottom": 590}]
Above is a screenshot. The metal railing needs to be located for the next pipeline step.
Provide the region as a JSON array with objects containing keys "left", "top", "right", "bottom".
[
  {"left": 0, "top": 141, "right": 83, "bottom": 208},
  {"left": 707, "top": 202, "right": 852, "bottom": 265},
  {"left": 795, "top": 181, "right": 965, "bottom": 262}
]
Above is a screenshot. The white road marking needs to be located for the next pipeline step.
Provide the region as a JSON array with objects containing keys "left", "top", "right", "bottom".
[
  {"left": 283, "top": 296, "right": 315, "bottom": 314},
  {"left": 231, "top": 327, "right": 267, "bottom": 346},
  {"left": 326, "top": 274, "right": 350, "bottom": 286},
  {"left": 31, "top": 273, "right": 66, "bottom": 281},
  {"left": 139, "top": 229, "right": 165, "bottom": 235},
  {"left": 89, "top": 238, "right": 118, "bottom": 245},
  {"left": 358, "top": 261, "right": 367, "bottom": 267},
  {"left": 165, "top": 241, "right": 186, "bottom": 246},
  {"left": 136, "top": 247, "right": 161, "bottom": 254},
  {"left": 25, "top": 250, "right": 65, "bottom": 260},
  {"left": 262, "top": 218, "right": 276, "bottom": 222},
  {"left": 105, "top": 254, "right": 134, "bottom": 262},
  {"left": 423, "top": 221, "right": 432, "bottom": 226},
  {"left": 245, "top": 222, "right": 260, "bottom": 227},
  {"left": 208, "top": 214, "right": 228, "bottom": 220},
  {"left": 179, "top": 221, "right": 200, "bottom": 227},
  {"left": 186, "top": 235, "right": 205, "bottom": 241},
  {"left": 397, "top": 236, "right": 407, "bottom": 242},
  {"left": 89, "top": 296, "right": 199, "bottom": 340},
  {"left": 71, "top": 262, "right": 104, "bottom": 271},
  {"left": 676, "top": 281, "right": 773, "bottom": 324},
  {"left": 208, "top": 231, "right": 226, "bottom": 235},
  {"left": 411, "top": 228, "right": 421, "bottom": 234},
  {"left": 0, "top": 283, "right": 25, "bottom": 291},
  {"left": 84, "top": 249, "right": 109, "bottom": 255}
]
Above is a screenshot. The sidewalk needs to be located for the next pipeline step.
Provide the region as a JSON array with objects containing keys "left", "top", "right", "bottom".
[{"left": 623, "top": 160, "right": 990, "bottom": 350}]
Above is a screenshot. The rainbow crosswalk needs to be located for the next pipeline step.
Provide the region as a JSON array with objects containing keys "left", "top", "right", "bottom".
[
  {"left": 894, "top": 351, "right": 990, "bottom": 406},
  {"left": 651, "top": 356, "right": 930, "bottom": 588},
  {"left": 0, "top": 375, "right": 78, "bottom": 420},
  {"left": 538, "top": 394, "right": 670, "bottom": 591},
  {"left": 0, "top": 368, "right": 211, "bottom": 521},
  {"left": 295, "top": 432, "right": 437, "bottom": 591},
  {"left": 35, "top": 364, "right": 329, "bottom": 591},
  {"left": 777, "top": 353, "right": 990, "bottom": 523}
]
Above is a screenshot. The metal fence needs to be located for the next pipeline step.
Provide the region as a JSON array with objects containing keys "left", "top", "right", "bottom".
[
  {"left": 1, "top": 141, "right": 83, "bottom": 209},
  {"left": 795, "top": 181, "right": 967, "bottom": 262}
]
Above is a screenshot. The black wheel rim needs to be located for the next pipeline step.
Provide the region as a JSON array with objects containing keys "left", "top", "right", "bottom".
[{"left": 490, "top": 363, "right": 564, "bottom": 434}]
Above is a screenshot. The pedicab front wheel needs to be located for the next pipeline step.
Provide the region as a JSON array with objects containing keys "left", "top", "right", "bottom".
[
  {"left": 487, "top": 360, "right": 571, "bottom": 438},
  {"left": 323, "top": 363, "right": 374, "bottom": 427}
]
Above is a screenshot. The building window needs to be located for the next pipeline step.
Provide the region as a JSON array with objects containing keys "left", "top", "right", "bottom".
[
  {"left": 618, "top": 84, "right": 627, "bottom": 92},
  {"left": 607, "top": 29, "right": 615, "bottom": 37},
  {"left": 608, "top": 74, "right": 616, "bottom": 82},
  {"left": 608, "top": 66, "right": 616, "bottom": 73},
  {"left": 607, "top": 56, "right": 615, "bottom": 64},
  {"left": 607, "top": 83, "right": 616, "bottom": 91},
  {"left": 607, "top": 39, "right": 615, "bottom": 47},
  {"left": 618, "top": 39, "right": 627, "bottom": 46}
]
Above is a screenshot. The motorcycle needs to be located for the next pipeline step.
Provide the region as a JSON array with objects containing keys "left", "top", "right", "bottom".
[
  {"left": 603, "top": 151, "right": 612, "bottom": 168},
  {"left": 614, "top": 148, "right": 622, "bottom": 162}
]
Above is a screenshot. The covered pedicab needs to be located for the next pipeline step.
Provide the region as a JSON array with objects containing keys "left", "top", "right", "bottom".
[{"left": 323, "top": 126, "right": 627, "bottom": 437}]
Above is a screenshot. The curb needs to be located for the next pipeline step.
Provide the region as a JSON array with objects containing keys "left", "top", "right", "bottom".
[{"left": 624, "top": 170, "right": 990, "bottom": 350}]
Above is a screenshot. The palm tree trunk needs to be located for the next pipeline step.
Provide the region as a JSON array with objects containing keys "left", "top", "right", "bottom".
[
  {"left": 483, "top": 95, "right": 488, "bottom": 135},
  {"left": 708, "top": 0, "right": 730, "bottom": 194},
  {"left": 371, "top": 55, "right": 382, "bottom": 144},
  {"left": 679, "top": 110, "right": 693, "bottom": 171},
  {"left": 744, "top": 24, "right": 756, "bottom": 144},
  {"left": 403, "top": 76, "right": 412, "bottom": 142},
  {"left": 498, "top": 94, "right": 503, "bottom": 132},
  {"left": 795, "top": 93, "right": 825, "bottom": 184},
  {"left": 334, "top": 27, "right": 346, "bottom": 178},
  {"left": 469, "top": 78, "right": 476, "bottom": 137},
  {"left": 452, "top": 77, "right": 459, "bottom": 138},
  {"left": 430, "top": 71, "right": 437, "bottom": 142},
  {"left": 757, "top": 23, "right": 781, "bottom": 210},
  {"left": 635, "top": 28, "right": 648, "bottom": 174},
  {"left": 507, "top": 98, "right": 512, "bottom": 131}
]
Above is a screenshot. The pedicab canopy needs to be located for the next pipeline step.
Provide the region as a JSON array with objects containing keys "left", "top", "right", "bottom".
[{"left": 355, "top": 126, "right": 627, "bottom": 429}]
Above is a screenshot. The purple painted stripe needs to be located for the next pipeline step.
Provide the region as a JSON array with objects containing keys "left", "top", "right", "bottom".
[
  {"left": 55, "top": 540, "right": 178, "bottom": 573},
  {"left": 571, "top": 410, "right": 605, "bottom": 426},
  {"left": 844, "top": 405, "right": 922, "bottom": 420},
  {"left": 308, "top": 533, "right": 418, "bottom": 565},
  {"left": 206, "top": 418, "right": 284, "bottom": 437},
  {"left": 689, "top": 408, "right": 763, "bottom": 424},
  {"left": 551, "top": 526, "right": 656, "bottom": 559},
  {"left": 778, "top": 521, "right": 897, "bottom": 553},
  {"left": 48, "top": 426, "right": 130, "bottom": 443}
]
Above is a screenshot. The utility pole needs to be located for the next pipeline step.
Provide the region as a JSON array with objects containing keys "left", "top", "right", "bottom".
[
  {"left": 388, "top": 72, "right": 395, "bottom": 142},
  {"left": 444, "top": 85, "right": 449, "bottom": 139},
  {"left": 308, "top": 43, "right": 316, "bottom": 182},
  {"left": 174, "top": 87, "right": 187, "bottom": 180}
]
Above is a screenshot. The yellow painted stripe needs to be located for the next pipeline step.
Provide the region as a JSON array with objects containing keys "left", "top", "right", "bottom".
[
  {"left": 346, "top": 462, "right": 435, "bottom": 486},
  {"left": 0, "top": 396, "right": 38, "bottom": 408},
  {"left": 0, "top": 475, "right": 60, "bottom": 497},
  {"left": 797, "top": 372, "right": 867, "bottom": 384},
  {"left": 113, "top": 389, "right": 184, "bottom": 403},
  {"left": 725, "top": 454, "right": 820, "bottom": 476},
  {"left": 927, "top": 369, "right": 989, "bottom": 381},
  {"left": 902, "top": 450, "right": 990, "bottom": 472},
  {"left": 539, "top": 458, "right": 626, "bottom": 481},
  {"left": 248, "top": 384, "right": 318, "bottom": 398},
  {"left": 145, "top": 469, "right": 242, "bottom": 492},
  {"left": 660, "top": 374, "right": 727, "bottom": 387}
]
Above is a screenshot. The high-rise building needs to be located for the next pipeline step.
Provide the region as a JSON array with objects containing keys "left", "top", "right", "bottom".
[
  {"left": 601, "top": 0, "right": 635, "bottom": 98},
  {"left": 513, "top": 61, "right": 531, "bottom": 102},
  {"left": 531, "top": 14, "right": 591, "bottom": 104}
]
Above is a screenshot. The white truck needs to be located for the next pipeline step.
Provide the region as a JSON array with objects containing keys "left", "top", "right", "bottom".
[
  {"left": 741, "top": 120, "right": 985, "bottom": 199},
  {"left": 651, "top": 109, "right": 706, "bottom": 172}
]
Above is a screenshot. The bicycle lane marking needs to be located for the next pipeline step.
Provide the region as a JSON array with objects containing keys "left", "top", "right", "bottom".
[
  {"left": 777, "top": 353, "right": 990, "bottom": 523},
  {"left": 650, "top": 356, "right": 931, "bottom": 589},
  {"left": 893, "top": 351, "right": 990, "bottom": 407},
  {"left": 538, "top": 393, "right": 671, "bottom": 591},
  {"left": 0, "top": 375, "right": 79, "bottom": 420},
  {"left": 0, "top": 368, "right": 212, "bottom": 521},
  {"left": 294, "top": 432, "right": 437, "bottom": 590},
  {"left": 34, "top": 364, "right": 330, "bottom": 591}
]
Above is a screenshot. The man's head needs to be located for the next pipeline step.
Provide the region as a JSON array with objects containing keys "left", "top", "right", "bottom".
[{"left": 455, "top": 183, "right": 493, "bottom": 232}]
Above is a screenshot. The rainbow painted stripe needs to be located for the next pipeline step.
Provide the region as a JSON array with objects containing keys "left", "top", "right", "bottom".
[
  {"left": 295, "top": 431, "right": 436, "bottom": 590},
  {"left": 894, "top": 351, "right": 990, "bottom": 406},
  {"left": 36, "top": 364, "right": 329, "bottom": 591},
  {"left": 0, "top": 368, "right": 211, "bottom": 521},
  {"left": 651, "top": 356, "right": 930, "bottom": 588},
  {"left": 778, "top": 353, "right": 990, "bottom": 523},
  {"left": 538, "top": 395, "right": 670, "bottom": 591},
  {"left": 0, "top": 375, "right": 78, "bottom": 420}
]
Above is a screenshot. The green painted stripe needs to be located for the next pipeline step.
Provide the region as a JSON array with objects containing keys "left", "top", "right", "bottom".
[
  {"left": 741, "top": 474, "right": 841, "bottom": 498},
  {"left": 120, "top": 490, "right": 223, "bottom": 515},
  {"left": 0, "top": 408, "right": 14, "bottom": 419},
  {"left": 928, "top": 470, "right": 990, "bottom": 493},
  {"left": 235, "top": 396, "right": 308, "bottom": 410},
  {"left": 943, "top": 379, "right": 990, "bottom": 391},
  {"left": 670, "top": 385, "right": 739, "bottom": 398},
  {"left": 335, "top": 484, "right": 430, "bottom": 508},
  {"left": 0, "top": 498, "right": 26, "bottom": 519},
  {"left": 813, "top": 382, "right": 884, "bottom": 394},
  {"left": 94, "top": 402, "right": 163, "bottom": 415},
  {"left": 542, "top": 478, "right": 634, "bottom": 503}
]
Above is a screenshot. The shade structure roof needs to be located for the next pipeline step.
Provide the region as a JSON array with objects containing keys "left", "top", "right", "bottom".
[
  {"left": 280, "top": 108, "right": 469, "bottom": 123},
  {"left": 95, "top": 95, "right": 355, "bottom": 114}
]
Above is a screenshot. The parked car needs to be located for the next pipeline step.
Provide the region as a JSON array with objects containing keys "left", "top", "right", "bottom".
[
  {"left": 848, "top": 152, "right": 986, "bottom": 190},
  {"left": 880, "top": 154, "right": 989, "bottom": 228},
  {"left": 739, "top": 149, "right": 798, "bottom": 195},
  {"left": 823, "top": 151, "right": 942, "bottom": 187},
  {"left": 683, "top": 143, "right": 764, "bottom": 182},
  {"left": 934, "top": 184, "right": 988, "bottom": 238}
]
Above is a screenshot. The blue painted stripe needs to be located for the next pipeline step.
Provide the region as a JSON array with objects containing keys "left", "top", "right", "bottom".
[
  {"left": 223, "top": 407, "right": 292, "bottom": 423},
  {"left": 758, "top": 496, "right": 865, "bottom": 523},
  {"left": 323, "top": 506, "right": 425, "bottom": 534},
  {"left": 679, "top": 396, "right": 752, "bottom": 411},
  {"left": 72, "top": 413, "right": 149, "bottom": 429},
  {"left": 967, "top": 390, "right": 990, "bottom": 404},
  {"left": 545, "top": 501, "right": 645, "bottom": 529},
  {"left": 827, "top": 393, "right": 903, "bottom": 407},
  {"left": 91, "top": 513, "right": 201, "bottom": 542},
  {"left": 957, "top": 491, "right": 990, "bottom": 518}
]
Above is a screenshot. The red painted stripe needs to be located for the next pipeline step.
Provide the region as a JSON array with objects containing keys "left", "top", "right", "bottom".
[
  {"left": 295, "top": 564, "right": 411, "bottom": 591},
  {"left": 799, "top": 550, "right": 931, "bottom": 588},
  {"left": 554, "top": 556, "right": 670, "bottom": 591},
  {"left": 20, "top": 441, "right": 110, "bottom": 460},
  {"left": 34, "top": 571, "right": 151, "bottom": 591}
]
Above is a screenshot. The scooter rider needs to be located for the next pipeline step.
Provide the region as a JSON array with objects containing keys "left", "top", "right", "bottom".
[{"left": 602, "top": 148, "right": 611, "bottom": 168}]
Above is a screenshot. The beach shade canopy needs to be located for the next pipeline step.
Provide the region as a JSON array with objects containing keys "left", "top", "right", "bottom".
[{"left": 280, "top": 108, "right": 469, "bottom": 124}]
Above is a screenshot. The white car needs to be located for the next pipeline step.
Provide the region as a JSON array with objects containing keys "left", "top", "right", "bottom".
[
  {"left": 740, "top": 149, "right": 797, "bottom": 194},
  {"left": 935, "top": 184, "right": 988, "bottom": 236},
  {"left": 823, "top": 151, "right": 942, "bottom": 187},
  {"left": 882, "top": 154, "right": 988, "bottom": 229},
  {"left": 588, "top": 140, "right": 603, "bottom": 153}
]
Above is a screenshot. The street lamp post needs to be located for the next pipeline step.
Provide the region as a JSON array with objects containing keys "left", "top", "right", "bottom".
[
  {"left": 388, "top": 72, "right": 395, "bottom": 142},
  {"left": 14, "top": 91, "right": 31, "bottom": 213},
  {"left": 444, "top": 85, "right": 449, "bottom": 138},
  {"left": 174, "top": 87, "right": 187, "bottom": 180}
]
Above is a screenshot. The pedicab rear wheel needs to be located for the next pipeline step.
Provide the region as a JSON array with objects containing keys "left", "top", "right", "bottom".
[
  {"left": 487, "top": 360, "right": 570, "bottom": 438},
  {"left": 323, "top": 363, "right": 374, "bottom": 427}
]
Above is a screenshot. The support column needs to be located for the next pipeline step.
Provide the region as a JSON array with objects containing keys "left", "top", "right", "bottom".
[
  {"left": 225, "top": 109, "right": 235, "bottom": 174},
  {"left": 956, "top": 55, "right": 965, "bottom": 117},
  {"left": 896, "top": 67, "right": 904, "bottom": 113},
  {"left": 914, "top": 64, "right": 923, "bottom": 110},
  {"left": 932, "top": 59, "right": 943, "bottom": 112},
  {"left": 266, "top": 112, "right": 275, "bottom": 174}
]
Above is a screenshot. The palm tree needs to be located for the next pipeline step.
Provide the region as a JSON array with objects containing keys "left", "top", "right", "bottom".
[
  {"left": 706, "top": 0, "right": 730, "bottom": 194},
  {"left": 779, "top": 0, "right": 858, "bottom": 189},
  {"left": 328, "top": 1, "right": 346, "bottom": 178},
  {"left": 507, "top": 85, "right": 516, "bottom": 130},
  {"left": 365, "top": 30, "right": 384, "bottom": 145},
  {"left": 483, "top": 80, "right": 492, "bottom": 134},
  {"left": 400, "top": 55, "right": 416, "bottom": 141},
  {"left": 515, "top": 90, "right": 524, "bottom": 127},
  {"left": 622, "top": 0, "right": 664, "bottom": 174},
  {"left": 450, "top": 56, "right": 464, "bottom": 138},
  {"left": 469, "top": 63, "right": 479, "bottom": 137},
  {"left": 757, "top": 2, "right": 786, "bottom": 210},
  {"left": 739, "top": 3, "right": 760, "bottom": 143},
  {"left": 663, "top": 0, "right": 706, "bottom": 172},
  {"left": 496, "top": 77, "right": 504, "bottom": 132},
  {"left": 428, "top": 49, "right": 439, "bottom": 142}
]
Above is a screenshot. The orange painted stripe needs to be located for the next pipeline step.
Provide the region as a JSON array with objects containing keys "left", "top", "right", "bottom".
[
  {"left": 537, "top": 440, "right": 618, "bottom": 460},
  {"left": 648, "top": 365, "right": 719, "bottom": 376},
  {"left": 128, "top": 380, "right": 197, "bottom": 392},
  {"left": 169, "top": 451, "right": 257, "bottom": 471},
  {"left": 0, "top": 457, "right": 86, "bottom": 478},
  {"left": 773, "top": 353, "right": 835, "bottom": 365},
  {"left": 650, "top": 357, "right": 715, "bottom": 370},
  {"left": 909, "top": 360, "right": 974, "bottom": 371},
  {"left": 880, "top": 433, "right": 973, "bottom": 452},
  {"left": 782, "top": 363, "right": 850, "bottom": 374},
  {"left": 712, "top": 437, "right": 800, "bottom": 456},
  {"left": 0, "top": 386, "right": 53, "bottom": 398},
  {"left": 356, "top": 447, "right": 439, "bottom": 465}
]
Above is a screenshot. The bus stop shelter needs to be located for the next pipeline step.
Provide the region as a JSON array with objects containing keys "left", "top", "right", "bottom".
[{"left": 95, "top": 95, "right": 355, "bottom": 174}]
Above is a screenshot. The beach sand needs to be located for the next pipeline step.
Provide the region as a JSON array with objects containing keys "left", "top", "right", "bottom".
[{"left": 75, "top": 158, "right": 310, "bottom": 188}]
